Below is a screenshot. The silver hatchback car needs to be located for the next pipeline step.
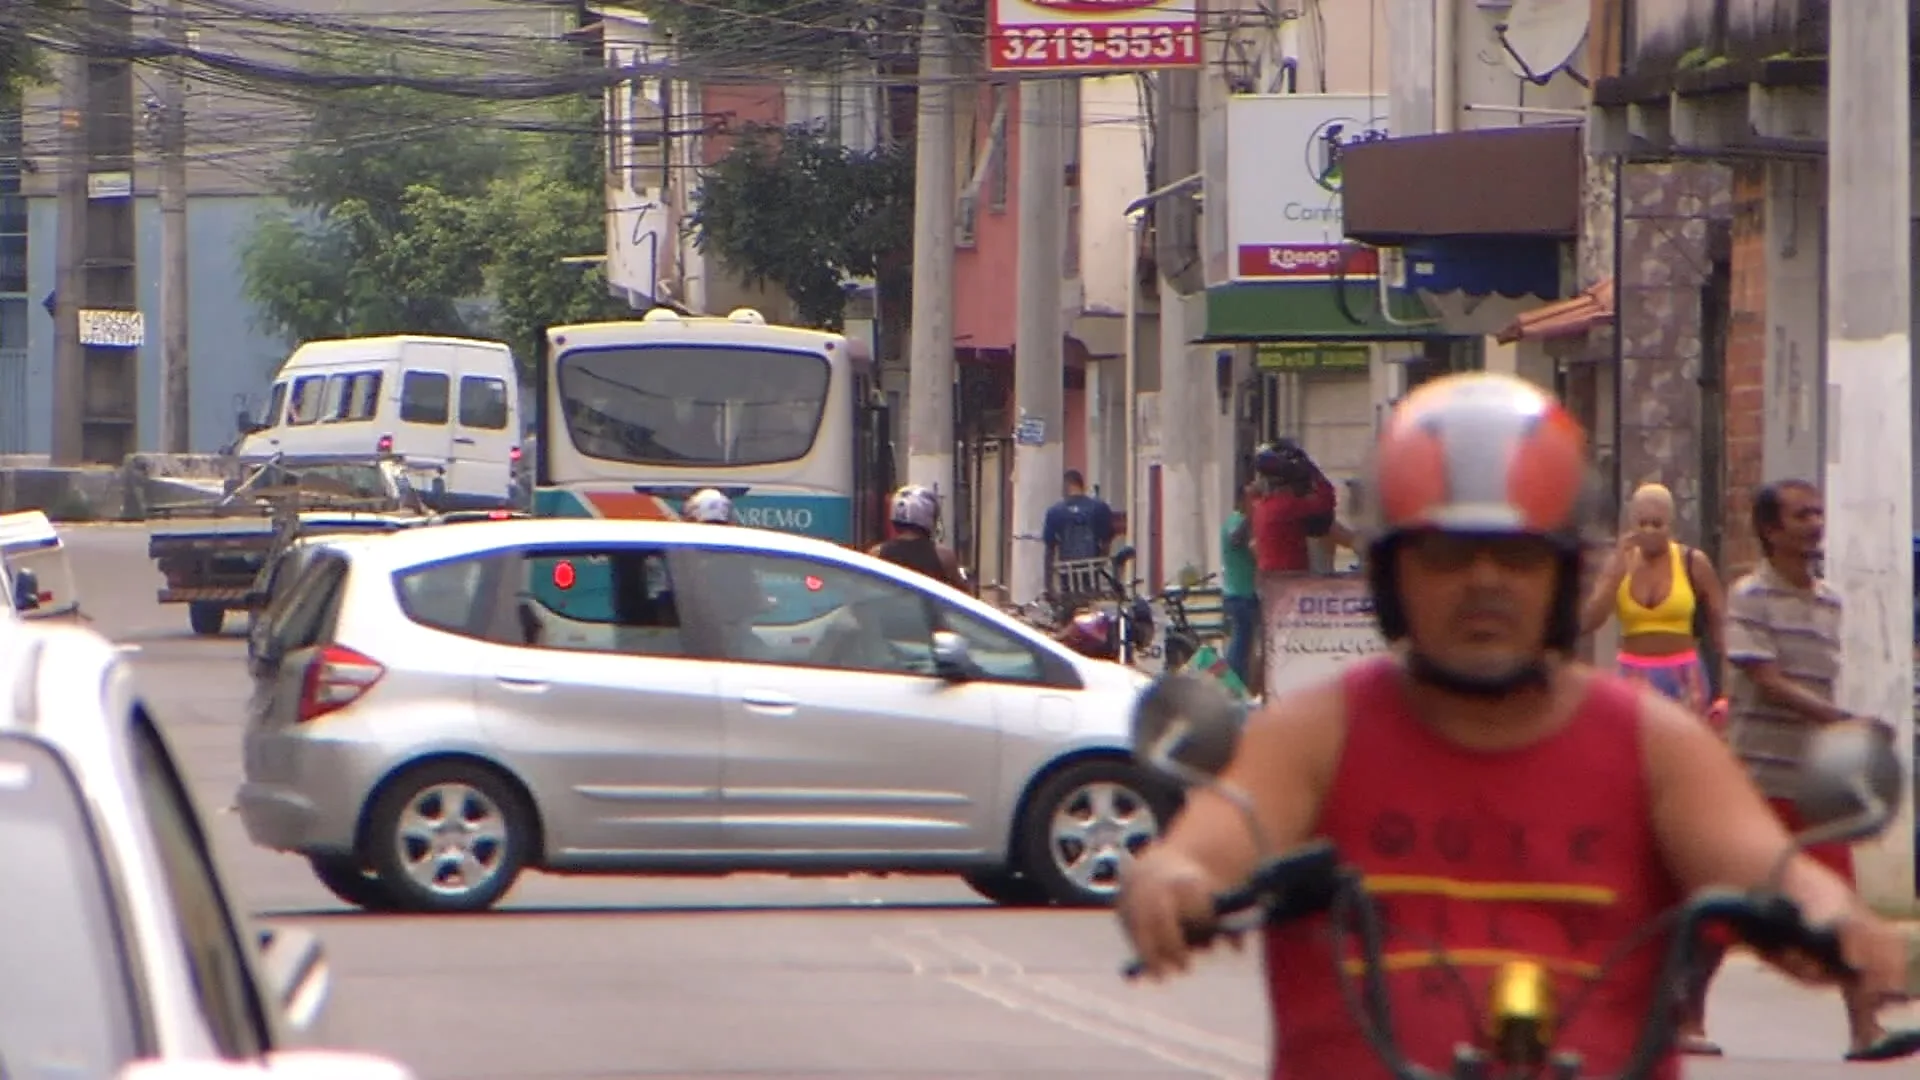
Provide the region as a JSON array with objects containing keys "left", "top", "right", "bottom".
[{"left": 238, "top": 519, "right": 1175, "bottom": 913}]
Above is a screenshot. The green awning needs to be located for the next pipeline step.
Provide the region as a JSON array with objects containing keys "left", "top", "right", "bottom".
[{"left": 1198, "top": 280, "right": 1441, "bottom": 342}]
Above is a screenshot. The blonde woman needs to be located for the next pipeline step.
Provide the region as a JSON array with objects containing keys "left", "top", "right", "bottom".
[
  {"left": 1579, "top": 482, "right": 1728, "bottom": 1055},
  {"left": 1581, "top": 483, "right": 1726, "bottom": 712}
]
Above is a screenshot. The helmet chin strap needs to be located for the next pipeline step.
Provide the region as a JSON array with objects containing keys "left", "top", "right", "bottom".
[{"left": 1405, "top": 649, "right": 1551, "bottom": 698}]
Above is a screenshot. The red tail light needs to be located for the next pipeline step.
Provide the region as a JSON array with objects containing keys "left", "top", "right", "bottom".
[
  {"left": 509, "top": 445, "right": 522, "bottom": 462},
  {"left": 376, "top": 434, "right": 394, "bottom": 453},
  {"left": 297, "top": 644, "right": 385, "bottom": 722},
  {"left": 486, "top": 510, "right": 512, "bottom": 520}
]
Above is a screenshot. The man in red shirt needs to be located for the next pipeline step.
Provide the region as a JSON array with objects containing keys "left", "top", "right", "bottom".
[
  {"left": 1118, "top": 374, "right": 1916, "bottom": 1079},
  {"left": 1248, "top": 441, "right": 1338, "bottom": 574}
]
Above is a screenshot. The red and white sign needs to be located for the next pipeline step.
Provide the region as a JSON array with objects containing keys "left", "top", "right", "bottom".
[
  {"left": 1225, "top": 94, "right": 1388, "bottom": 282},
  {"left": 988, "top": 0, "right": 1203, "bottom": 73}
]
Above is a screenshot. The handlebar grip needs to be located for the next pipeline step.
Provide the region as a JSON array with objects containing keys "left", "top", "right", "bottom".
[{"left": 1716, "top": 894, "right": 1856, "bottom": 981}]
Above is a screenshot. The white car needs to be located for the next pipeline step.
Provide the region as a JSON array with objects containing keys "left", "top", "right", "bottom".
[
  {"left": 0, "top": 615, "right": 406, "bottom": 1075},
  {"left": 238, "top": 519, "right": 1173, "bottom": 912}
]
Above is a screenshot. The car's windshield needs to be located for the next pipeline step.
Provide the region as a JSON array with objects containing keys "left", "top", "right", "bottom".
[
  {"left": 555, "top": 344, "right": 831, "bottom": 467},
  {"left": 0, "top": 736, "right": 144, "bottom": 1077}
]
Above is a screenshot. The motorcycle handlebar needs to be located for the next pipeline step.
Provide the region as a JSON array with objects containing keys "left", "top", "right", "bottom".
[{"left": 1120, "top": 844, "right": 1859, "bottom": 1078}]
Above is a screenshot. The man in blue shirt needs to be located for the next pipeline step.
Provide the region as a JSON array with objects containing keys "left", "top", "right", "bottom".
[{"left": 1043, "top": 470, "right": 1115, "bottom": 597}]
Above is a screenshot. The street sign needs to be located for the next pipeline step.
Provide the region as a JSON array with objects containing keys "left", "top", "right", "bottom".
[
  {"left": 987, "top": 0, "right": 1204, "bottom": 74},
  {"left": 78, "top": 309, "right": 145, "bottom": 348}
]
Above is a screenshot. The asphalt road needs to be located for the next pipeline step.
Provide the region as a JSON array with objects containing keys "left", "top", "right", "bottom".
[{"left": 62, "top": 523, "right": 1920, "bottom": 1079}]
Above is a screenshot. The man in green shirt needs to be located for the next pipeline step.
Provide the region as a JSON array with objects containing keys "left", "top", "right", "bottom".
[{"left": 1221, "top": 484, "right": 1261, "bottom": 687}]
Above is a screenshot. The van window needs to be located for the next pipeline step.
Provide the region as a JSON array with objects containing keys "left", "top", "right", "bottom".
[
  {"left": 400, "top": 371, "right": 450, "bottom": 425},
  {"left": 287, "top": 375, "right": 327, "bottom": 425},
  {"left": 458, "top": 376, "right": 510, "bottom": 430},
  {"left": 263, "top": 382, "right": 287, "bottom": 427},
  {"left": 323, "top": 371, "right": 382, "bottom": 423}
]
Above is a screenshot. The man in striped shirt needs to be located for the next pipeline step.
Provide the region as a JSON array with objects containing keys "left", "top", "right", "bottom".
[{"left": 1723, "top": 478, "right": 1895, "bottom": 1058}]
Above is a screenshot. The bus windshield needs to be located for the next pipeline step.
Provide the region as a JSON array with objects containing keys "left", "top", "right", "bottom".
[{"left": 555, "top": 344, "right": 831, "bottom": 468}]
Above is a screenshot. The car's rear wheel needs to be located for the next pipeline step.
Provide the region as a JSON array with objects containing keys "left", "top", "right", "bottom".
[
  {"left": 363, "top": 761, "right": 533, "bottom": 914},
  {"left": 188, "top": 601, "right": 226, "bottom": 636},
  {"left": 307, "top": 854, "right": 400, "bottom": 912},
  {"left": 1016, "top": 760, "right": 1175, "bottom": 907},
  {"left": 962, "top": 868, "right": 1050, "bottom": 907}
]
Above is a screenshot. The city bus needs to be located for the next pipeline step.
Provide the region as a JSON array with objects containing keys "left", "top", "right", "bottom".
[{"left": 532, "top": 308, "right": 894, "bottom": 547}]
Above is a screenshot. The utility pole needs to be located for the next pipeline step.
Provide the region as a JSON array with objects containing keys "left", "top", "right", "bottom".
[
  {"left": 51, "top": 16, "right": 89, "bottom": 466},
  {"left": 1009, "top": 78, "right": 1066, "bottom": 603},
  {"left": 905, "top": 0, "right": 955, "bottom": 516},
  {"left": 1824, "top": 0, "right": 1914, "bottom": 915},
  {"left": 157, "top": 0, "right": 191, "bottom": 452}
]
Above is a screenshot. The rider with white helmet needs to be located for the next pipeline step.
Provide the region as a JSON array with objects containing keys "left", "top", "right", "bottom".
[
  {"left": 871, "top": 484, "right": 969, "bottom": 593},
  {"left": 681, "top": 488, "right": 735, "bottom": 525}
]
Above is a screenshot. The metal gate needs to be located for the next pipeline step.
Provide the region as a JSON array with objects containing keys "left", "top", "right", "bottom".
[
  {"left": 956, "top": 434, "right": 1012, "bottom": 601},
  {"left": 0, "top": 348, "right": 26, "bottom": 453}
]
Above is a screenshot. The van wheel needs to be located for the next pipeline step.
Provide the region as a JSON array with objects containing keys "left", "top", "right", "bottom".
[
  {"left": 307, "top": 855, "right": 400, "bottom": 912},
  {"left": 1017, "top": 760, "right": 1175, "bottom": 907},
  {"left": 364, "top": 761, "right": 531, "bottom": 913},
  {"left": 188, "top": 602, "right": 226, "bottom": 636}
]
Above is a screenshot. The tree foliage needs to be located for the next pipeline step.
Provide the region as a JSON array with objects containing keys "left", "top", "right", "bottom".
[
  {"left": 624, "top": 0, "right": 986, "bottom": 70},
  {"left": 689, "top": 122, "right": 912, "bottom": 329},
  {"left": 241, "top": 62, "right": 627, "bottom": 376},
  {"left": 1, "top": 0, "right": 65, "bottom": 103}
]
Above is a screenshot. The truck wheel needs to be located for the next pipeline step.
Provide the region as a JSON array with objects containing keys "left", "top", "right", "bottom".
[{"left": 188, "top": 602, "right": 227, "bottom": 636}]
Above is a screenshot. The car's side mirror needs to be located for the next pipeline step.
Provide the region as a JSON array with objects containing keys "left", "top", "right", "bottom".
[
  {"left": 12, "top": 568, "right": 42, "bottom": 612},
  {"left": 930, "top": 630, "right": 976, "bottom": 681}
]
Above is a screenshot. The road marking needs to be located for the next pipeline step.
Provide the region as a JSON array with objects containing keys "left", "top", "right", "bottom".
[
  {"left": 115, "top": 644, "right": 142, "bottom": 654},
  {"left": 872, "top": 928, "right": 1263, "bottom": 1079}
]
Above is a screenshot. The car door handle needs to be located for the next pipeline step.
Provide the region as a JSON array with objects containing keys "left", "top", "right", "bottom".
[
  {"left": 740, "top": 692, "right": 797, "bottom": 714},
  {"left": 453, "top": 436, "right": 476, "bottom": 445},
  {"left": 496, "top": 673, "right": 548, "bottom": 692}
]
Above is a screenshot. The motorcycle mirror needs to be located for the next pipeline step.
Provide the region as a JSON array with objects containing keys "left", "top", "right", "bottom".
[
  {"left": 1130, "top": 672, "right": 1247, "bottom": 784},
  {"left": 1791, "top": 718, "right": 1906, "bottom": 848}
]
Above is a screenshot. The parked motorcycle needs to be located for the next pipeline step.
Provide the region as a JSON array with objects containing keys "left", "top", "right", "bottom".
[
  {"left": 1155, "top": 571, "right": 1215, "bottom": 672},
  {"left": 1052, "top": 546, "right": 1156, "bottom": 666}
]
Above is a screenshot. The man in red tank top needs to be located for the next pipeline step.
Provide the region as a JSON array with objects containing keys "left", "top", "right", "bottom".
[{"left": 1118, "top": 374, "right": 1915, "bottom": 1080}]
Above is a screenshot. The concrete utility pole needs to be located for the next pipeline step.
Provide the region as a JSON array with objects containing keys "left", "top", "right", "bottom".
[
  {"left": 51, "top": 22, "right": 89, "bottom": 465},
  {"left": 1009, "top": 78, "right": 1067, "bottom": 603},
  {"left": 1823, "top": 0, "right": 1915, "bottom": 915},
  {"left": 157, "top": 0, "right": 191, "bottom": 452},
  {"left": 905, "top": 0, "right": 955, "bottom": 517}
]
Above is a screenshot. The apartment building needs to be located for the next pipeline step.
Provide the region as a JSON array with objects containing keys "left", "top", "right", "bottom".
[{"left": 10, "top": 0, "right": 569, "bottom": 455}]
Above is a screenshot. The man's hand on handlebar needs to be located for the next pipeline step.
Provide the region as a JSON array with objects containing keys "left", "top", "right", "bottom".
[
  {"left": 1767, "top": 906, "right": 1912, "bottom": 1006},
  {"left": 1117, "top": 847, "right": 1242, "bottom": 980}
]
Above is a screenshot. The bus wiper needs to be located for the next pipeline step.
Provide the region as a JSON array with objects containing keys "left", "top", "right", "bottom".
[{"left": 632, "top": 484, "right": 751, "bottom": 500}]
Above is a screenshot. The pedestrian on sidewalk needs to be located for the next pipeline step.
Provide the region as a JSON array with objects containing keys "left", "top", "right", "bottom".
[
  {"left": 1577, "top": 481, "right": 1730, "bottom": 1054},
  {"left": 1220, "top": 484, "right": 1261, "bottom": 688},
  {"left": 1722, "top": 478, "right": 1920, "bottom": 1062}
]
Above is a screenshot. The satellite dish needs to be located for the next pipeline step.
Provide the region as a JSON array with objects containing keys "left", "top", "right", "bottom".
[{"left": 1498, "top": 0, "right": 1591, "bottom": 82}]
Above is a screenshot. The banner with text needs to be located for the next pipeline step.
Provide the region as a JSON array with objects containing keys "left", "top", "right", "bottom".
[
  {"left": 1261, "top": 573, "right": 1389, "bottom": 694},
  {"left": 987, "top": 0, "right": 1203, "bottom": 74},
  {"left": 1225, "top": 94, "right": 1388, "bottom": 282}
]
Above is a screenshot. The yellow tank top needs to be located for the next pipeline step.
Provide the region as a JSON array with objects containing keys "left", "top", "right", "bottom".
[{"left": 1615, "top": 541, "right": 1696, "bottom": 637}]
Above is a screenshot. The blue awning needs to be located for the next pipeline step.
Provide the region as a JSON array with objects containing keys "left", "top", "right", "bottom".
[{"left": 1402, "top": 238, "right": 1562, "bottom": 300}]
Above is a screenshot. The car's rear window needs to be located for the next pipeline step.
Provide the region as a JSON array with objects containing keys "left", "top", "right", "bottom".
[
  {"left": 0, "top": 734, "right": 145, "bottom": 1073},
  {"left": 394, "top": 553, "right": 504, "bottom": 638}
]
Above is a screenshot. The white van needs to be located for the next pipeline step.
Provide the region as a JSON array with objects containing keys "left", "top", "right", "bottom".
[{"left": 237, "top": 335, "right": 521, "bottom": 510}]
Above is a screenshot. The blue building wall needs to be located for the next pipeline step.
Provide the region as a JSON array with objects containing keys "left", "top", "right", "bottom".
[{"left": 24, "top": 194, "right": 293, "bottom": 454}]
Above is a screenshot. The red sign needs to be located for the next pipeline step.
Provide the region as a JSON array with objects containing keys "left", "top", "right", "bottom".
[
  {"left": 552, "top": 560, "right": 577, "bottom": 590},
  {"left": 988, "top": 0, "right": 1203, "bottom": 73},
  {"left": 1235, "top": 244, "right": 1381, "bottom": 281}
]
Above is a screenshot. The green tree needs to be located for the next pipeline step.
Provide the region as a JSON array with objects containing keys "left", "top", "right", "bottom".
[
  {"left": 689, "top": 122, "right": 913, "bottom": 329},
  {"left": 1, "top": 0, "right": 64, "bottom": 103},
  {"left": 625, "top": 0, "right": 986, "bottom": 70},
  {"left": 242, "top": 67, "right": 625, "bottom": 376}
]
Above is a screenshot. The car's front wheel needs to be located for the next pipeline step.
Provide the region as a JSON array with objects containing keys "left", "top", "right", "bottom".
[
  {"left": 307, "top": 854, "right": 400, "bottom": 912},
  {"left": 362, "top": 761, "right": 533, "bottom": 913},
  {"left": 1016, "top": 760, "right": 1176, "bottom": 907},
  {"left": 962, "top": 868, "right": 1050, "bottom": 907}
]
